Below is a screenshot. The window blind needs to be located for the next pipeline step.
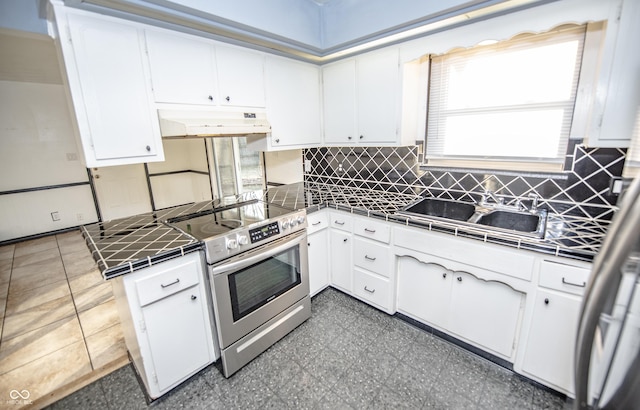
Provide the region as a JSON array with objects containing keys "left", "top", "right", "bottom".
[{"left": 426, "top": 26, "right": 586, "bottom": 164}]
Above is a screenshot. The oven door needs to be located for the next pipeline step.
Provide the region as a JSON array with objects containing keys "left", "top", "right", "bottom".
[{"left": 209, "top": 230, "right": 309, "bottom": 349}]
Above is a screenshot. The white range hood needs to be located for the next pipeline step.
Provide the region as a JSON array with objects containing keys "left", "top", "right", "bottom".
[{"left": 158, "top": 109, "right": 271, "bottom": 138}]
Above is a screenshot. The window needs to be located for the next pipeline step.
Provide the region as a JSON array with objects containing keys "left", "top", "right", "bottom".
[
  {"left": 211, "top": 137, "right": 265, "bottom": 199},
  {"left": 425, "top": 25, "right": 588, "bottom": 171}
]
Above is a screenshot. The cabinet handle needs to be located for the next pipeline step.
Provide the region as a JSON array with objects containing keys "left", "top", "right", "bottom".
[
  {"left": 343, "top": 238, "right": 348, "bottom": 242},
  {"left": 312, "top": 221, "right": 321, "bottom": 226},
  {"left": 359, "top": 135, "right": 364, "bottom": 139},
  {"left": 442, "top": 273, "right": 447, "bottom": 279},
  {"left": 457, "top": 276, "right": 462, "bottom": 282},
  {"left": 544, "top": 298, "right": 549, "bottom": 305},
  {"left": 562, "top": 277, "right": 586, "bottom": 288},
  {"left": 161, "top": 278, "right": 180, "bottom": 288},
  {"left": 145, "top": 145, "right": 151, "bottom": 152},
  {"left": 364, "top": 255, "right": 376, "bottom": 261},
  {"left": 208, "top": 95, "right": 213, "bottom": 101},
  {"left": 191, "top": 295, "right": 197, "bottom": 300},
  {"left": 364, "top": 228, "right": 376, "bottom": 233},
  {"left": 275, "top": 139, "right": 280, "bottom": 143},
  {"left": 225, "top": 96, "right": 230, "bottom": 102},
  {"left": 308, "top": 242, "right": 311, "bottom": 246},
  {"left": 364, "top": 286, "right": 375, "bottom": 294},
  {"left": 347, "top": 136, "right": 352, "bottom": 140},
  {"left": 334, "top": 220, "right": 345, "bottom": 225}
]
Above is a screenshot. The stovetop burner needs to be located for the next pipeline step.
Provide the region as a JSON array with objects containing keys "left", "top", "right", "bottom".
[
  {"left": 168, "top": 199, "right": 296, "bottom": 241},
  {"left": 166, "top": 199, "right": 307, "bottom": 264}
]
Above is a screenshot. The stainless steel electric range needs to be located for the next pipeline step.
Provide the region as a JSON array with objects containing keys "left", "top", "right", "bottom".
[{"left": 168, "top": 198, "right": 311, "bottom": 377}]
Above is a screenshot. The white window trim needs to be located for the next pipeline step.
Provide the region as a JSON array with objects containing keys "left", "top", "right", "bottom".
[{"left": 418, "top": 21, "right": 606, "bottom": 173}]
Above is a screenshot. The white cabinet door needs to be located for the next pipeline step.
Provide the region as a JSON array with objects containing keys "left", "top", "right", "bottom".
[
  {"left": 522, "top": 289, "right": 581, "bottom": 394},
  {"left": 397, "top": 257, "right": 451, "bottom": 328},
  {"left": 308, "top": 229, "right": 329, "bottom": 296},
  {"left": 448, "top": 271, "right": 523, "bottom": 358},
  {"left": 330, "top": 230, "right": 352, "bottom": 293},
  {"left": 585, "top": 0, "right": 640, "bottom": 148},
  {"left": 216, "top": 45, "right": 265, "bottom": 107},
  {"left": 322, "top": 59, "right": 356, "bottom": 144},
  {"left": 356, "top": 48, "right": 399, "bottom": 144},
  {"left": 265, "top": 56, "right": 322, "bottom": 148},
  {"left": 145, "top": 30, "right": 217, "bottom": 105},
  {"left": 63, "top": 12, "right": 163, "bottom": 166},
  {"left": 142, "top": 285, "right": 212, "bottom": 392}
]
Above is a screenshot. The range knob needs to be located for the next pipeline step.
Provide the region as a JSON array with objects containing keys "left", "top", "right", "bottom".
[
  {"left": 281, "top": 220, "right": 290, "bottom": 230},
  {"left": 297, "top": 216, "right": 306, "bottom": 225},
  {"left": 226, "top": 238, "right": 238, "bottom": 250},
  {"left": 237, "top": 235, "right": 249, "bottom": 246},
  {"left": 290, "top": 218, "right": 298, "bottom": 227}
]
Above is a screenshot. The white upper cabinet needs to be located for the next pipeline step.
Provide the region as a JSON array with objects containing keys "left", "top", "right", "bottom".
[
  {"left": 585, "top": 0, "right": 640, "bottom": 148},
  {"left": 356, "top": 48, "right": 400, "bottom": 144},
  {"left": 215, "top": 45, "right": 266, "bottom": 108},
  {"left": 322, "top": 47, "right": 402, "bottom": 145},
  {"left": 145, "top": 30, "right": 217, "bottom": 105},
  {"left": 262, "top": 55, "right": 322, "bottom": 149},
  {"left": 323, "top": 59, "right": 357, "bottom": 144},
  {"left": 52, "top": 7, "right": 164, "bottom": 167}
]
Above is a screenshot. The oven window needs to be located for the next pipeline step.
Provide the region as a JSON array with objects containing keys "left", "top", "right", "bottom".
[{"left": 228, "top": 246, "right": 301, "bottom": 322}]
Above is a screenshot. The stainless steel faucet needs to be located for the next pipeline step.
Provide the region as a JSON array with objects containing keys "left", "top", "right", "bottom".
[
  {"left": 517, "top": 193, "right": 540, "bottom": 212},
  {"left": 482, "top": 190, "right": 504, "bottom": 206}
]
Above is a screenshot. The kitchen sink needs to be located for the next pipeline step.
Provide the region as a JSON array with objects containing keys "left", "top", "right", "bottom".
[
  {"left": 397, "top": 197, "right": 548, "bottom": 238},
  {"left": 401, "top": 198, "right": 477, "bottom": 221},
  {"left": 471, "top": 209, "right": 547, "bottom": 237}
]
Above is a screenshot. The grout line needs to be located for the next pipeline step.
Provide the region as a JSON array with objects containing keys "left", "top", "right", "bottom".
[{"left": 56, "top": 233, "right": 95, "bottom": 371}]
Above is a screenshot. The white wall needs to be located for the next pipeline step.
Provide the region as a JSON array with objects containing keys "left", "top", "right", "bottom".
[
  {"left": 147, "top": 139, "right": 213, "bottom": 209},
  {"left": 0, "top": 30, "right": 98, "bottom": 242},
  {"left": 264, "top": 149, "right": 303, "bottom": 185}
]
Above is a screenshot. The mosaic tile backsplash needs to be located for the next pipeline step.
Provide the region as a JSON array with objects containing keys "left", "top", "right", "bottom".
[{"left": 303, "top": 144, "right": 627, "bottom": 221}]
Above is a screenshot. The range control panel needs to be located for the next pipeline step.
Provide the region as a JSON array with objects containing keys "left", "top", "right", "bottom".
[{"left": 249, "top": 222, "right": 280, "bottom": 243}]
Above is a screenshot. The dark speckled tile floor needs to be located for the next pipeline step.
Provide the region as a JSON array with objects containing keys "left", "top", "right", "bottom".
[{"left": 47, "top": 288, "right": 572, "bottom": 409}]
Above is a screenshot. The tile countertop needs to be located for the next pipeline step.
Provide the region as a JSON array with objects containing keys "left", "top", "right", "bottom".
[
  {"left": 265, "top": 182, "right": 611, "bottom": 262},
  {"left": 83, "top": 181, "right": 609, "bottom": 280},
  {"left": 81, "top": 199, "right": 252, "bottom": 280}
]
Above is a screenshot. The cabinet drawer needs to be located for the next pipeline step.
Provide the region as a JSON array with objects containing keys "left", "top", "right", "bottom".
[
  {"left": 307, "top": 212, "right": 328, "bottom": 235},
  {"left": 329, "top": 212, "right": 352, "bottom": 232},
  {"left": 353, "top": 268, "right": 391, "bottom": 309},
  {"left": 353, "top": 238, "right": 391, "bottom": 278},
  {"left": 353, "top": 217, "right": 390, "bottom": 243},
  {"left": 539, "top": 260, "right": 591, "bottom": 296},
  {"left": 135, "top": 258, "right": 201, "bottom": 306}
]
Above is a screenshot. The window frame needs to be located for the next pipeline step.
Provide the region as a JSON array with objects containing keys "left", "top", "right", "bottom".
[{"left": 420, "top": 21, "right": 606, "bottom": 173}]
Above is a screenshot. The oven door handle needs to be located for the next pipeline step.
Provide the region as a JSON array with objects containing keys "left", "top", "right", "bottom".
[{"left": 209, "top": 231, "right": 306, "bottom": 276}]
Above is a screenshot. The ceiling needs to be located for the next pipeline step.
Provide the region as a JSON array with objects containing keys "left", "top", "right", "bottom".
[{"left": 62, "top": 0, "right": 554, "bottom": 63}]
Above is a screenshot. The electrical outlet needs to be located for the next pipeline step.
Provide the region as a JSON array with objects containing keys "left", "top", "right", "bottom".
[
  {"left": 51, "top": 211, "right": 60, "bottom": 221},
  {"left": 66, "top": 152, "right": 78, "bottom": 161},
  {"left": 609, "top": 176, "right": 623, "bottom": 195},
  {"left": 76, "top": 213, "right": 84, "bottom": 222}
]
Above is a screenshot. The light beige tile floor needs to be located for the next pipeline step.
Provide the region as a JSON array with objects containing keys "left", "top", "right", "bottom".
[{"left": 0, "top": 231, "right": 129, "bottom": 409}]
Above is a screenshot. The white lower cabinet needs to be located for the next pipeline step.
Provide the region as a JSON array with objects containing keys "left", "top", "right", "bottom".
[
  {"left": 352, "top": 237, "right": 394, "bottom": 313},
  {"left": 112, "top": 252, "right": 216, "bottom": 399},
  {"left": 397, "top": 255, "right": 523, "bottom": 359},
  {"left": 521, "top": 259, "right": 591, "bottom": 396},
  {"left": 330, "top": 229, "right": 352, "bottom": 293},
  {"left": 448, "top": 271, "right": 523, "bottom": 359},
  {"left": 307, "top": 212, "right": 330, "bottom": 296},
  {"left": 522, "top": 289, "right": 582, "bottom": 395},
  {"left": 353, "top": 268, "right": 392, "bottom": 312},
  {"left": 396, "top": 258, "right": 453, "bottom": 330}
]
